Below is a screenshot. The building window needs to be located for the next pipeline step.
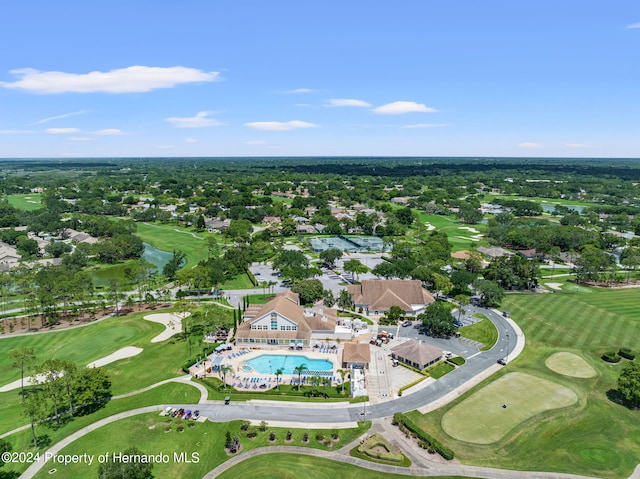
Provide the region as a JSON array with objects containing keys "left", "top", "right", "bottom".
[{"left": 270, "top": 312, "right": 278, "bottom": 330}]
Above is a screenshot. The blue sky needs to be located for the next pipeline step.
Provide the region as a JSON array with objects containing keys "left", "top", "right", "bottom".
[{"left": 0, "top": 1, "right": 639, "bottom": 158}]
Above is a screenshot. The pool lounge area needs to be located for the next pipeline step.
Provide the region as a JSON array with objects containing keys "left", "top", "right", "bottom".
[{"left": 192, "top": 347, "right": 343, "bottom": 392}]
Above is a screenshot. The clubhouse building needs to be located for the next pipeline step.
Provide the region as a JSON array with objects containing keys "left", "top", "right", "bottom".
[
  {"left": 235, "top": 291, "right": 364, "bottom": 347},
  {"left": 347, "top": 279, "right": 435, "bottom": 316}
]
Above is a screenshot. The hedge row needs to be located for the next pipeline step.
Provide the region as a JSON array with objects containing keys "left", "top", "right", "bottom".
[
  {"left": 393, "top": 413, "right": 454, "bottom": 460},
  {"left": 619, "top": 348, "right": 635, "bottom": 360},
  {"left": 246, "top": 269, "right": 258, "bottom": 287},
  {"left": 602, "top": 351, "right": 621, "bottom": 363},
  {"left": 397, "top": 376, "right": 429, "bottom": 396}
]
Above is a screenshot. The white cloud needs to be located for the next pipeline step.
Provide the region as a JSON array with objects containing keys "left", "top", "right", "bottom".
[
  {"left": 94, "top": 128, "right": 125, "bottom": 135},
  {"left": 282, "top": 88, "right": 313, "bottom": 94},
  {"left": 46, "top": 127, "right": 80, "bottom": 134},
  {"left": 402, "top": 123, "right": 448, "bottom": 129},
  {"left": 165, "top": 111, "right": 222, "bottom": 128},
  {"left": 32, "top": 110, "right": 87, "bottom": 124},
  {"left": 566, "top": 143, "right": 591, "bottom": 148},
  {"left": 372, "top": 101, "right": 437, "bottom": 114},
  {"left": 0, "top": 66, "right": 219, "bottom": 94},
  {"left": 244, "top": 120, "right": 319, "bottom": 131},
  {"left": 324, "top": 98, "right": 371, "bottom": 108},
  {"left": 625, "top": 22, "right": 640, "bottom": 29},
  {"left": 245, "top": 140, "right": 266, "bottom": 145},
  {"left": 68, "top": 137, "right": 94, "bottom": 142},
  {"left": 184, "top": 138, "right": 198, "bottom": 143},
  {"left": 518, "top": 142, "right": 542, "bottom": 148}
]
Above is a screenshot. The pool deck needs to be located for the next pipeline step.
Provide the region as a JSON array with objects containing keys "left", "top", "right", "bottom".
[{"left": 190, "top": 346, "right": 343, "bottom": 392}]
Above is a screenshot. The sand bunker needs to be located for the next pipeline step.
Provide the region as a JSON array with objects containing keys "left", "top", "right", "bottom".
[
  {"left": 144, "top": 312, "right": 191, "bottom": 343},
  {"left": 0, "top": 372, "right": 65, "bottom": 393},
  {"left": 458, "top": 226, "right": 480, "bottom": 234},
  {"left": 424, "top": 222, "right": 436, "bottom": 231},
  {"left": 545, "top": 352, "right": 596, "bottom": 378},
  {"left": 545, "top": 282, "right": 563, "bottom": 290},
  {"left": 87, "top": 346, "right": 143, "bottom": 368},
  {"left": 0, "top": 346, "right": 146, "bottom": 392}
]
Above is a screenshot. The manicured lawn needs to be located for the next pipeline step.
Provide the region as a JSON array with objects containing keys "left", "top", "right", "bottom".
[
  {"left": 6, "top": 193, "right": 42, "bottom": 211},
  {"left": 134, "top": 222, "right": 210, "bottom": 268},
  {"left": 405, "top": 287, "right": 640, "bottom": 479},
  {"left": 220, "top": 272, "right": 254, "bottom": 290},
  {"left": 459, "top": 316, "right": 498, "bottom": 351},
  {"left": 30, "top": 417, "right": 371, "bottom": 479},
  {"left": 428, "top": 362, "right": 455, "bottom": 379},
  {"left": 441, "top": 372, "right": 577, "bottom": 444},
  {"left": 218, "top": 454, "right": 476, "bottom": 479},
  {"left": 246, "top": 293, "right": 276, "bottom": 304},
  {"left": 2, "top": 382, "right": 201, "bottom": 477}
]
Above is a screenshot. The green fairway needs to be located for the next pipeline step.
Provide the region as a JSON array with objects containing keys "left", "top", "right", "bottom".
[
  {"left": 134, "top": 222, "right": 210, "bottom": 268},
  {"left": 405, "top": 286, "right": 640, "bottom": 478},
  {"left": 0, "top": 308, "right": 201, "bottom": 434},
  {"left": 30, "top": 417, "right": 371, "bottom": 479},
  {"left": 6, "top": 193, "right": 42, "bottom": 211},
  {"left": 1, "top": 382, "right": 201, "bottom": 476},
  {"left": 218, "top": 453, "right": 476, "bottom": 479},
  {"left": 441, "top": 372, "right": 577, "bottom": 444},
  {"left": 416, "top": 213, "right": 489, "bottom": 251},
  {"left": 545, "top": 352, "right": 596, "bottom": 378}
]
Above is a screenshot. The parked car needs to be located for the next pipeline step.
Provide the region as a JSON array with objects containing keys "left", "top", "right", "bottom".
[
  {"left": 176, "top": 408, "right": 185, "bottom": 417},
  {"left": 402, "top": 320, "right": 412, "bottom": 327},
  {"left": 498, "top": 357, "right": 508, "bottom": 365},
  {"left": 184, "top": 409, "right": 192, "bottom": 420},
  {"left": 170, "top": 408, "right": 178, "bottom": 417},
  {"left": 192, "top": 410, "right": 200, "bottom": 420},
  {"left": 164, "top": 406, "right": 172, "bottom": 415},
  {"left": 454, "top": 320, "right": 464, "bottom": 328}
]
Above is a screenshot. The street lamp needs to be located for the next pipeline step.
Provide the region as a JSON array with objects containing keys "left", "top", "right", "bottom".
[{"left": 505, "top": 330, "right": 510, "bottom": 363}]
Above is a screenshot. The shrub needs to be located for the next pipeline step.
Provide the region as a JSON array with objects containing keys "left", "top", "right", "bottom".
[
  {"left": 602, "top": 351, "right": 621, "bottom": 363},
  {"left": 393, "top": 413, "right": 454, "bottom": 460},
  {"left": 619, "top": 348, "right": 635, "bottom": 360}
]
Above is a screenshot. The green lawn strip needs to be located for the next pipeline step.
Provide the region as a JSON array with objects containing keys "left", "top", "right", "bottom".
[
  {"left": 30, "top": 417, "right": 370, "bottom": 479},
  {"left": 245, "top": 293, "right": 276, "bottom": 304},
  {"left": 459, "top": 317, "right": 498, "bottom": 351},
  {"left": 220, "top": 272, "right": 254, "bottom": 290},
  {"left": 197, "top": 377, "right": 361, "bottom": 403},
  {"left": 218, "top": 454, "right": 474, "bottom": 479},
  {"left": 351, "top": 432, "right": 411, "bottom": 466},
  {"left": 6, "top": 193, "right": 43, "bottom": 211},
  {"left": 428, "top": 362, "right": 455, "bottom": 380},
  {"left": 134, "top": 222, "right": 210, "bottom": 268},
  {"left": 1, "top": 382, "right": 200, "bottom": 476},
  {"left": 403, "top": 287, "right": 640, "bottom": 479}
]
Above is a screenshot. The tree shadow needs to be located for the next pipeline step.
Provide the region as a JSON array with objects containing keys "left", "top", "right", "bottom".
[
  {"left": 0, "top": 471, "right": 21, "bottom": 479},
  {"left": 606, "top": 388, "right": 637, "bottom": 410}
]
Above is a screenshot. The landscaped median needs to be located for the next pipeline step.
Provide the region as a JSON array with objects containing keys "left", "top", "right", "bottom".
[{"left": 392, "top": 413, "right": 454, "bottom": 460}]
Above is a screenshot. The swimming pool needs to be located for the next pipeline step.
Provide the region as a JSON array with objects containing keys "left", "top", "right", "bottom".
[{"left": 246, "top": 354, "right": 333, "bottom": 375}]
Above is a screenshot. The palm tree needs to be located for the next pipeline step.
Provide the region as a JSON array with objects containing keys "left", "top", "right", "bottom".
[
  {"left": 338, "top": 369, "right": 347, "bottom": 394},
  {"left": 294, "top": 364, "right": 307, "bottom": 392},
  {"left": 220, "top": 365, "right": 232, "bottom": 389},
  {"left": 275, "top": 368, "right": 283, "bottom": 390}
]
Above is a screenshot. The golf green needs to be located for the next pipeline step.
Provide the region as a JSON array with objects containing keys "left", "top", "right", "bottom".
[
  {"left": 441, "top": 372, "right": 578, "bottom": 444},
  {"left": 545, "top": 352, "right": 596, "bottom": 378}
]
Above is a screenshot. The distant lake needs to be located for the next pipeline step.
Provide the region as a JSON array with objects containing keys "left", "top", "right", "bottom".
[
  {"left": 541, "top": 204, "right": 584, "bottom": 214},
  {"left": 142, "top": 243, "right": 173, "bottom": 270}
]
